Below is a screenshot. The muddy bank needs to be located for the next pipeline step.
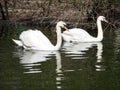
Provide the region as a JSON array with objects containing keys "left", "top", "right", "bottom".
[{"left": 0, "top": 0, "right": 120, "bottom": 28}]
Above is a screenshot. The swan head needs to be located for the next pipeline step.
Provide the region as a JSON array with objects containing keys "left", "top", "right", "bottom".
[
  {"left": 98, "top": 16, "right": 108, "bottom": 23},
  {"left": 56, "top": 21, "right": 68, "bottom": 30}
]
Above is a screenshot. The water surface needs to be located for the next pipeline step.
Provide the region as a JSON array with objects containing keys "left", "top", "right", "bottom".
[{"left": 0, "top": 27, "right": 120, "bottom": 90}]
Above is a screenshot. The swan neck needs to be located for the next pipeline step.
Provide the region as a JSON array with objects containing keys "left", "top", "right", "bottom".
[
  {"left": 97, "top": 19, "right": 103, "bottom": 41},
  {"left": 54, "top": 26, "right": 62, "bottom": 50}
]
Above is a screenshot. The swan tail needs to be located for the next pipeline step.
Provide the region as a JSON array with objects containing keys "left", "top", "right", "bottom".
[{"left": 12, "top": 39, "right": 23, "bottom": 46}]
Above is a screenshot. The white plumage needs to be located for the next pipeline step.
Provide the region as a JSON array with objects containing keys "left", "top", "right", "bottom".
[
  {"left": 12, "top": 21, "right": 67, "bottom": 50},
  {"left": 62, "top": 16, "right": 108, "bottom": 42}
]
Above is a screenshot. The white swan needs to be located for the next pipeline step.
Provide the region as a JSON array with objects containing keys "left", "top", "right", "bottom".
[
  {"left": 12, "top": 21, "right": 67, "bottom": 50},
  {"left": 62, "top": 16, "right": 108, "bottom": 42}
]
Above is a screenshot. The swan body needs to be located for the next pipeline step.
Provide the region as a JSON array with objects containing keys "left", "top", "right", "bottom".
[
  {"left": 62, "top": 16, "right": 108, "bottom": 42},
  {"left": 12, "top": 21, "right": 67, "bottom": 50}
]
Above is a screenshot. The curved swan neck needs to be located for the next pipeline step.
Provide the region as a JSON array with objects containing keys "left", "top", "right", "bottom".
[
  {"left": 54, "top": 25, "right": 62, "bottom": 50},
  {"left": 96, "top": 19, "right": 103, "bottom": 41}
]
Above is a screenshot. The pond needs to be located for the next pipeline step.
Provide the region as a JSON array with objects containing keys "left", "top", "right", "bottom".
[{"left": 0, "top": 25, "right": 120, "bottom": 90}]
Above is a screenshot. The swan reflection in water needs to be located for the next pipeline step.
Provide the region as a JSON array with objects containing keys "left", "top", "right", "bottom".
[
  {"left": 14, "top": 50, "right": 57, "bottom": 73},
  {"left": 62, "top": 42, "right": 105, "bottom": 71},
  {"left": 14, "top": 50, "right": 63, "bottom": 89},
  {"left": 14, "top": 41, "right": 105, "bottom": 74},
  {"left": 13, "top": 42, "right": 105, "bottom": 89}
]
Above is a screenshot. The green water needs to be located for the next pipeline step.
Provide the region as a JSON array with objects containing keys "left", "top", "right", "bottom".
[{"left": 0, "top": 26, "right": 120, "bottom": 90}]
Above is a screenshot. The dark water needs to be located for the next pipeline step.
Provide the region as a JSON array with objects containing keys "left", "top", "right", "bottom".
[{"left": 0, "top": 27, "right": 120, "bottom": 90}]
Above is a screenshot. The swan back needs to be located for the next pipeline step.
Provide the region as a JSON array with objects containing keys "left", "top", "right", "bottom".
[
  {"left": 62, "top": 28, "right": 96, "bottom": 42},
  {"left": 20, "top": 29, "right": 54, "bottom": 50}
]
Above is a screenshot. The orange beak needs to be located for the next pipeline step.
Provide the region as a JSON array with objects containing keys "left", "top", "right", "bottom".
[
  {"left": 104, "top": 19, "right": 109, "bottom": 23},
  {"left": 64, "top": 26, "right": 69, "bottom": 30}
]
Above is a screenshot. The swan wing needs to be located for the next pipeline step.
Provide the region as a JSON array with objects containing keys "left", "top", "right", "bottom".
[
  {"left": 62, "top": 28, "right": 95, "bottom": 42},
  {"left": 19, "top": 29, "right": 54, "bottom": 50},
  {"left": 12, "top": 39, "right": 23, "bottom": 46}
]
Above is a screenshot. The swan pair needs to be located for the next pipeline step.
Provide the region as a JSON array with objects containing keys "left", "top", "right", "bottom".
[{"left": 13, "top": 16, "right": 108, "bottom": 51}]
